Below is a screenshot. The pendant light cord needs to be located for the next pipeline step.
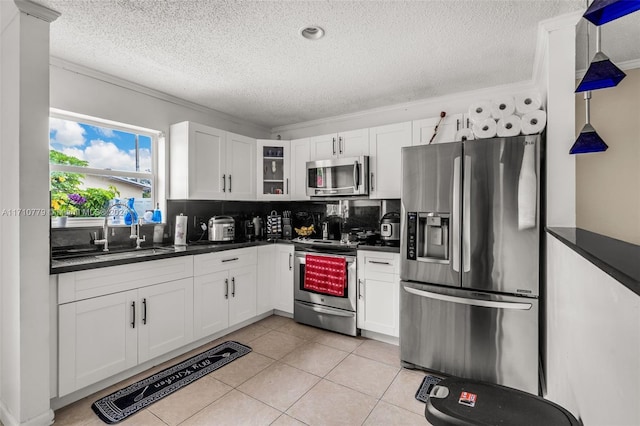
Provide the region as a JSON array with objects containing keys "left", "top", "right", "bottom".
[{"left": 584, "top": 0, "right": 592, "bottom": 125}]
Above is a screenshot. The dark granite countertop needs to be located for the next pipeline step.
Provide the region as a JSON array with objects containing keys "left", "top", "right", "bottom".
[
  {"left": 356, "top": 244, "right": 401, "bottom": 254},
  {"left": 50, "top": 238, "right": 399, "bottom": 274},
  {"left": 50, "top": 241, "right": 272, "bottom": 274},
  {"left": 546, "top": 227, "right": 640, "bottom": 296}
]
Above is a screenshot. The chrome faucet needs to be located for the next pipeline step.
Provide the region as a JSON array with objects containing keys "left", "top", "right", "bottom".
[{"left": 94, "top": 202, "right": 145, "bottom": 251}]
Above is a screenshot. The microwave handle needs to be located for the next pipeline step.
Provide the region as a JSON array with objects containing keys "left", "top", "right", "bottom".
[{"left": 353, "top": 161, "right": 360, "bottom": 188}]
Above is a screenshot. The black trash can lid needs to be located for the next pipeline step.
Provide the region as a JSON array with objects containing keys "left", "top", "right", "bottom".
[{"left": 425, "top": 378, "right": 580, "bottom": 426}]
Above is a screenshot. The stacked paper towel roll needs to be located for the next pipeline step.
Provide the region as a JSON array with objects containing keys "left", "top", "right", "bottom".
[{"left": 468, "top": 91, "right": 546, "bottom": 139}]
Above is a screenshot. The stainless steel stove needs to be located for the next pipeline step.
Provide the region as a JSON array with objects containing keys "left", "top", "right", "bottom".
[{"left": 291, "top": 238, "right": 359, "bottom": 336}]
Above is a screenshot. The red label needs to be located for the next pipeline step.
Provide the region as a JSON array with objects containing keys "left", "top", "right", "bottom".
[{"left": 459, "top": 391, "right": 477, "bottom": 407}]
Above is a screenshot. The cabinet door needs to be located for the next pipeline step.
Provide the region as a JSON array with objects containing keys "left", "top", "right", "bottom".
[
  {"left": 412, "top": 113, "right": 463, "bottom": 146},
  {"left": 273, "top": 244, "right": 294, "bottom": 314},
  {"left": 138, "top": 278, "right": 194, "bottom": 363},
  {"left": 228, "top": 265, "right": 257, "bottom": 326},
  {"left": 226, "top": 132, "right": 256, "bottom": 200},
  {"left": 189, "top": 123, "right": 227, "bottom": 199},
  {"left": 290, "top": 138, "right": 310, "bottom": 200},
  {"left": 339, "top": 128, "right": 369, "bottom": 157},
  {"left": 256, "top": 140, "right": 290, "bottom": 200},
  {"left": 58, "top": 290, "right": 137, "bottom": 396},
  {"left": 194, "top": 271, "right": 230, "bottom": 339},
  {"left": 357, "top": 251, "right": 399, "bottom": 337},
  {"left": 256, "top": 245, "right": 275, "bottom": 315},
  {"left": 310, "top": 133, "right": 338, "bottom": 160},
  {"left": 368, "top": 121, "right": 412, "bottom": 199},
  {"left": 358, "top": 277, "right": 399, "bottom": 337}
]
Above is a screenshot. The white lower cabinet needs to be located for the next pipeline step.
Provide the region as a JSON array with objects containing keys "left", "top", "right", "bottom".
[
  {"left": 357, "top": 250, "right": 400, "bottom": 337},
  {"left": 193, "top": 247, "right": 258, "bottom": 340},
  {"left": 58, "top": 276, "right": 194, "bottom": 396},
  {"left": 273, "top": 244, "right": 294, "bottom": 314}
]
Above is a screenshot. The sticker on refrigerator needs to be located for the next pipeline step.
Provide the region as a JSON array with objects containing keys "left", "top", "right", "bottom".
[{"left": 458, "top": 391, "right": 477, "bottom": 407}]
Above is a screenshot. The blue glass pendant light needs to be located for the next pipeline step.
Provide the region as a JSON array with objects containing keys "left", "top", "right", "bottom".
[
  {"left": 575, "top": 25, "right": 626, "bottom": 92},
  {"left": 570, "top": 91, "right": 608, "bottom": 154},
  {"left": 583, "top": 0, "right": 640, "bottom": 26}
]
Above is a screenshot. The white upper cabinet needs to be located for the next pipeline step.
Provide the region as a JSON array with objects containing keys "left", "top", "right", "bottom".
[
  {"left": 309, "top": 128, "right": 369, "bottom": 160},
  {"left": 256, "top": 140, "right": 291, "bottom": 200},
  {"left": 412, "top": 113, "right": 464, "bottom": 145},
  {"left": 226, "top": 132, "right": 257, "bottom": 200},
  {"left": 169, "top": 121, "right": 256, "bottom": 200},
  {"left": 290, "top": 138, "right": 310, "bottom": 200},
  {"left": 368, "top": 121, "right": 412, "bottom": 199}
]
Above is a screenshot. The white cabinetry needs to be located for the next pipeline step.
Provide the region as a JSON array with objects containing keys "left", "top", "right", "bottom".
[
  {"left": 57, "top": 257, "right": 194, "bottom": 396},
  {"left": 273, "top": 244, "right": 294, "bottom": 314},
  {"left": 256, "top": 245, "right": 275, "bottom": 315},
  {"left": 290, "top": 138, "right": 310, "bottom": 200},
  {"left": 257, "top": 140, "right": 290, "bottom": 200},
  {"left": 412, "top": 113, "right": 464, "bottom": 145},
  {"left": 193, "top": 247, "right": 257, "bottom": 339},
  {"left": 368, "top": 121, "right": 412, "bottom": 199},
  {"left": 170, "top": 121, "right": 256, "bottom": 200},
  {"left": 357, "top": 250, "right": 399, "bottom": 337},
  {"left": 309, "top": 128, "right": 369, "bottom": 160}
]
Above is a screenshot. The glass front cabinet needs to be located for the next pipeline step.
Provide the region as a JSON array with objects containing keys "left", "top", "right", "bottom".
[{"left": 257, "top": 140, "right": 291, "bottom": 200}]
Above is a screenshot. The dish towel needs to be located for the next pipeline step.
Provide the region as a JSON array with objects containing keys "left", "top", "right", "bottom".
[
  {"left": 304, "top": 254, "right": 346, "bottom": 297},
  {"left": 517, "top": 136, "right": 537, "bottom": 230}
]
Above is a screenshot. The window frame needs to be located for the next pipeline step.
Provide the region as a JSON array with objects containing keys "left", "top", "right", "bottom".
[{"left": 49, "top": 109, "right": 164, "bottom": 228}]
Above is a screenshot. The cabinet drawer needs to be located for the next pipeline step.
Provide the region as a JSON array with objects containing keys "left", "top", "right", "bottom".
[
  {"left": 194, "top": 247, "right": 257, "bottom": 276},
  {"left": 58, "top": 256, "right": 194, "bottom": 304},
  {"left": 359, "top": 251, "right": 399, "bottom": 277}
]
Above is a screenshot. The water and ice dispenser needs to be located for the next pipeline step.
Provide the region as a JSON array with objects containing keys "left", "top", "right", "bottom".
[{"left": 406, "top": 212, "right": 450, "bottom": 263}]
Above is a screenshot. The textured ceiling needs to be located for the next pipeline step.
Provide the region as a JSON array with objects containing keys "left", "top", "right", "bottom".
[{"left": 37, "top": 0, "right": 637, "bottom": 129}]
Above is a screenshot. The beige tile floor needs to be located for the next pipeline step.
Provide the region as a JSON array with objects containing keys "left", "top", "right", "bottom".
[{"left": 54, "top": 315, "right": 433, "bottom": 425}]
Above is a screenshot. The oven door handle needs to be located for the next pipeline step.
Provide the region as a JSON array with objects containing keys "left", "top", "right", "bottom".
[
  {"left": 296, "top": 251, "right": 356, "bottom": 261},
  {"left": 296, "top": 301, "right": 354, "bottom": 317}
]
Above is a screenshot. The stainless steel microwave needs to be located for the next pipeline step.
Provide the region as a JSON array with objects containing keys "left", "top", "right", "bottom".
[{"left": 306, "top": 156, "right": 369, "bottom": 197}]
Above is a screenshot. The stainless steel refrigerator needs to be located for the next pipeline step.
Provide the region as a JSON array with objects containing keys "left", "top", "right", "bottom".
[{"left": 400, "top": 135, "right": 541, "bottom": 395}]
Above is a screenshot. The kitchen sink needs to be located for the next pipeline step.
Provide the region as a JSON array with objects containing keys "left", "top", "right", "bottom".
[{"left": 51, "top": 246, "right": 178, "bottom": 266}]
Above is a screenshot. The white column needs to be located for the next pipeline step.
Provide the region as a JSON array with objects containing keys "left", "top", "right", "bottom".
[
  {"left": 0, "top": 1, "right": 59, "bottom": 425},
  {"left": 542, "top": 14, "right": 581, "bottom": 227}
]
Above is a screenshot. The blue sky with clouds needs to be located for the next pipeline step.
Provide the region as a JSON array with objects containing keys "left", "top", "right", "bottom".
[{"left": 49, "top": 118, "right": 152, "bottom": 172}]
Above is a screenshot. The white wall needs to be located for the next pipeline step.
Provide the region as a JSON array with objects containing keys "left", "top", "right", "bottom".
[
  {"left": 270, "top": 80, "right": 541, "bottom": 140},
  {"left": 546, "top": 235, "right": 640, "bottom": 425},
  {"left": 50, "top": 59, "right": 271, "bottom": 140}
]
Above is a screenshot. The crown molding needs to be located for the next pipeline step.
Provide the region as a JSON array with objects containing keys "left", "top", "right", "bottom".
[
  {"left": 14, "top": 0, "right": 60, "bottom": 22},
  {"left": 270, "top": 79, "right": 539, "bottom": 134},
  {"left": 49, "top": 57, "right": 271, "bottom": 136},
  {"left": 532, "top": 10, "right": 583, "bottom": 86}
]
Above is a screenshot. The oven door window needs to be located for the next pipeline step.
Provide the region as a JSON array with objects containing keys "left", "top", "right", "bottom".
[{"left": 299, "top": 262, "right": 349, "bottom": 299}]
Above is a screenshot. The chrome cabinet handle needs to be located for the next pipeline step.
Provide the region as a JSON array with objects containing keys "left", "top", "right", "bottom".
[
  {"left": 222, "top": 257, "right": 239, "bottom": 263},
  {"left": 222, "top": 174, "right": 226, "bottom": 192},
  {"left": 332, "top": 137, "right": 336, "bottom": 155},
  {"left": 368, "top": 260, "right": 391, "bottom": 265},
  {"left": 456, "top": 119, "right": 460, "bottom": 131},
  {"left": 225, "top": 278, "right": 229, "bottom": 299},
  {"left": 289, "top": 253, "right": 292, "bottom": 270},
  {"left": 370, "top": 172, "right": 375, "bottom": 191},
  {"left": 286, "top": 178, "right": 289, "bottom": 195},
  {"left": 358, "top": 279, "right": 364, "bottom": 299},
  {"left": 131, "top": 301, "right": 136, "bottom": 328},
  {"left": 231, "top": 277, "right": 236, "bottom": 297},
  {"left": 229, "top": 175, "right": 232, "bottom": 192},
  {"left": 339, "top": 136, "right": 343, "bottom": 154}
]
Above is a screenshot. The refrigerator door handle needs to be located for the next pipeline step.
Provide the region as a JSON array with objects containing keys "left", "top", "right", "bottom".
[
  {"left": 402, "top": 286, "right": 532, "bottom": 310},
  {"left": 463, "top": 154, "right": 471, "bottom": 273},
  {"left": 452, "top": 156, "right": 461, "bottom": 272}
]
